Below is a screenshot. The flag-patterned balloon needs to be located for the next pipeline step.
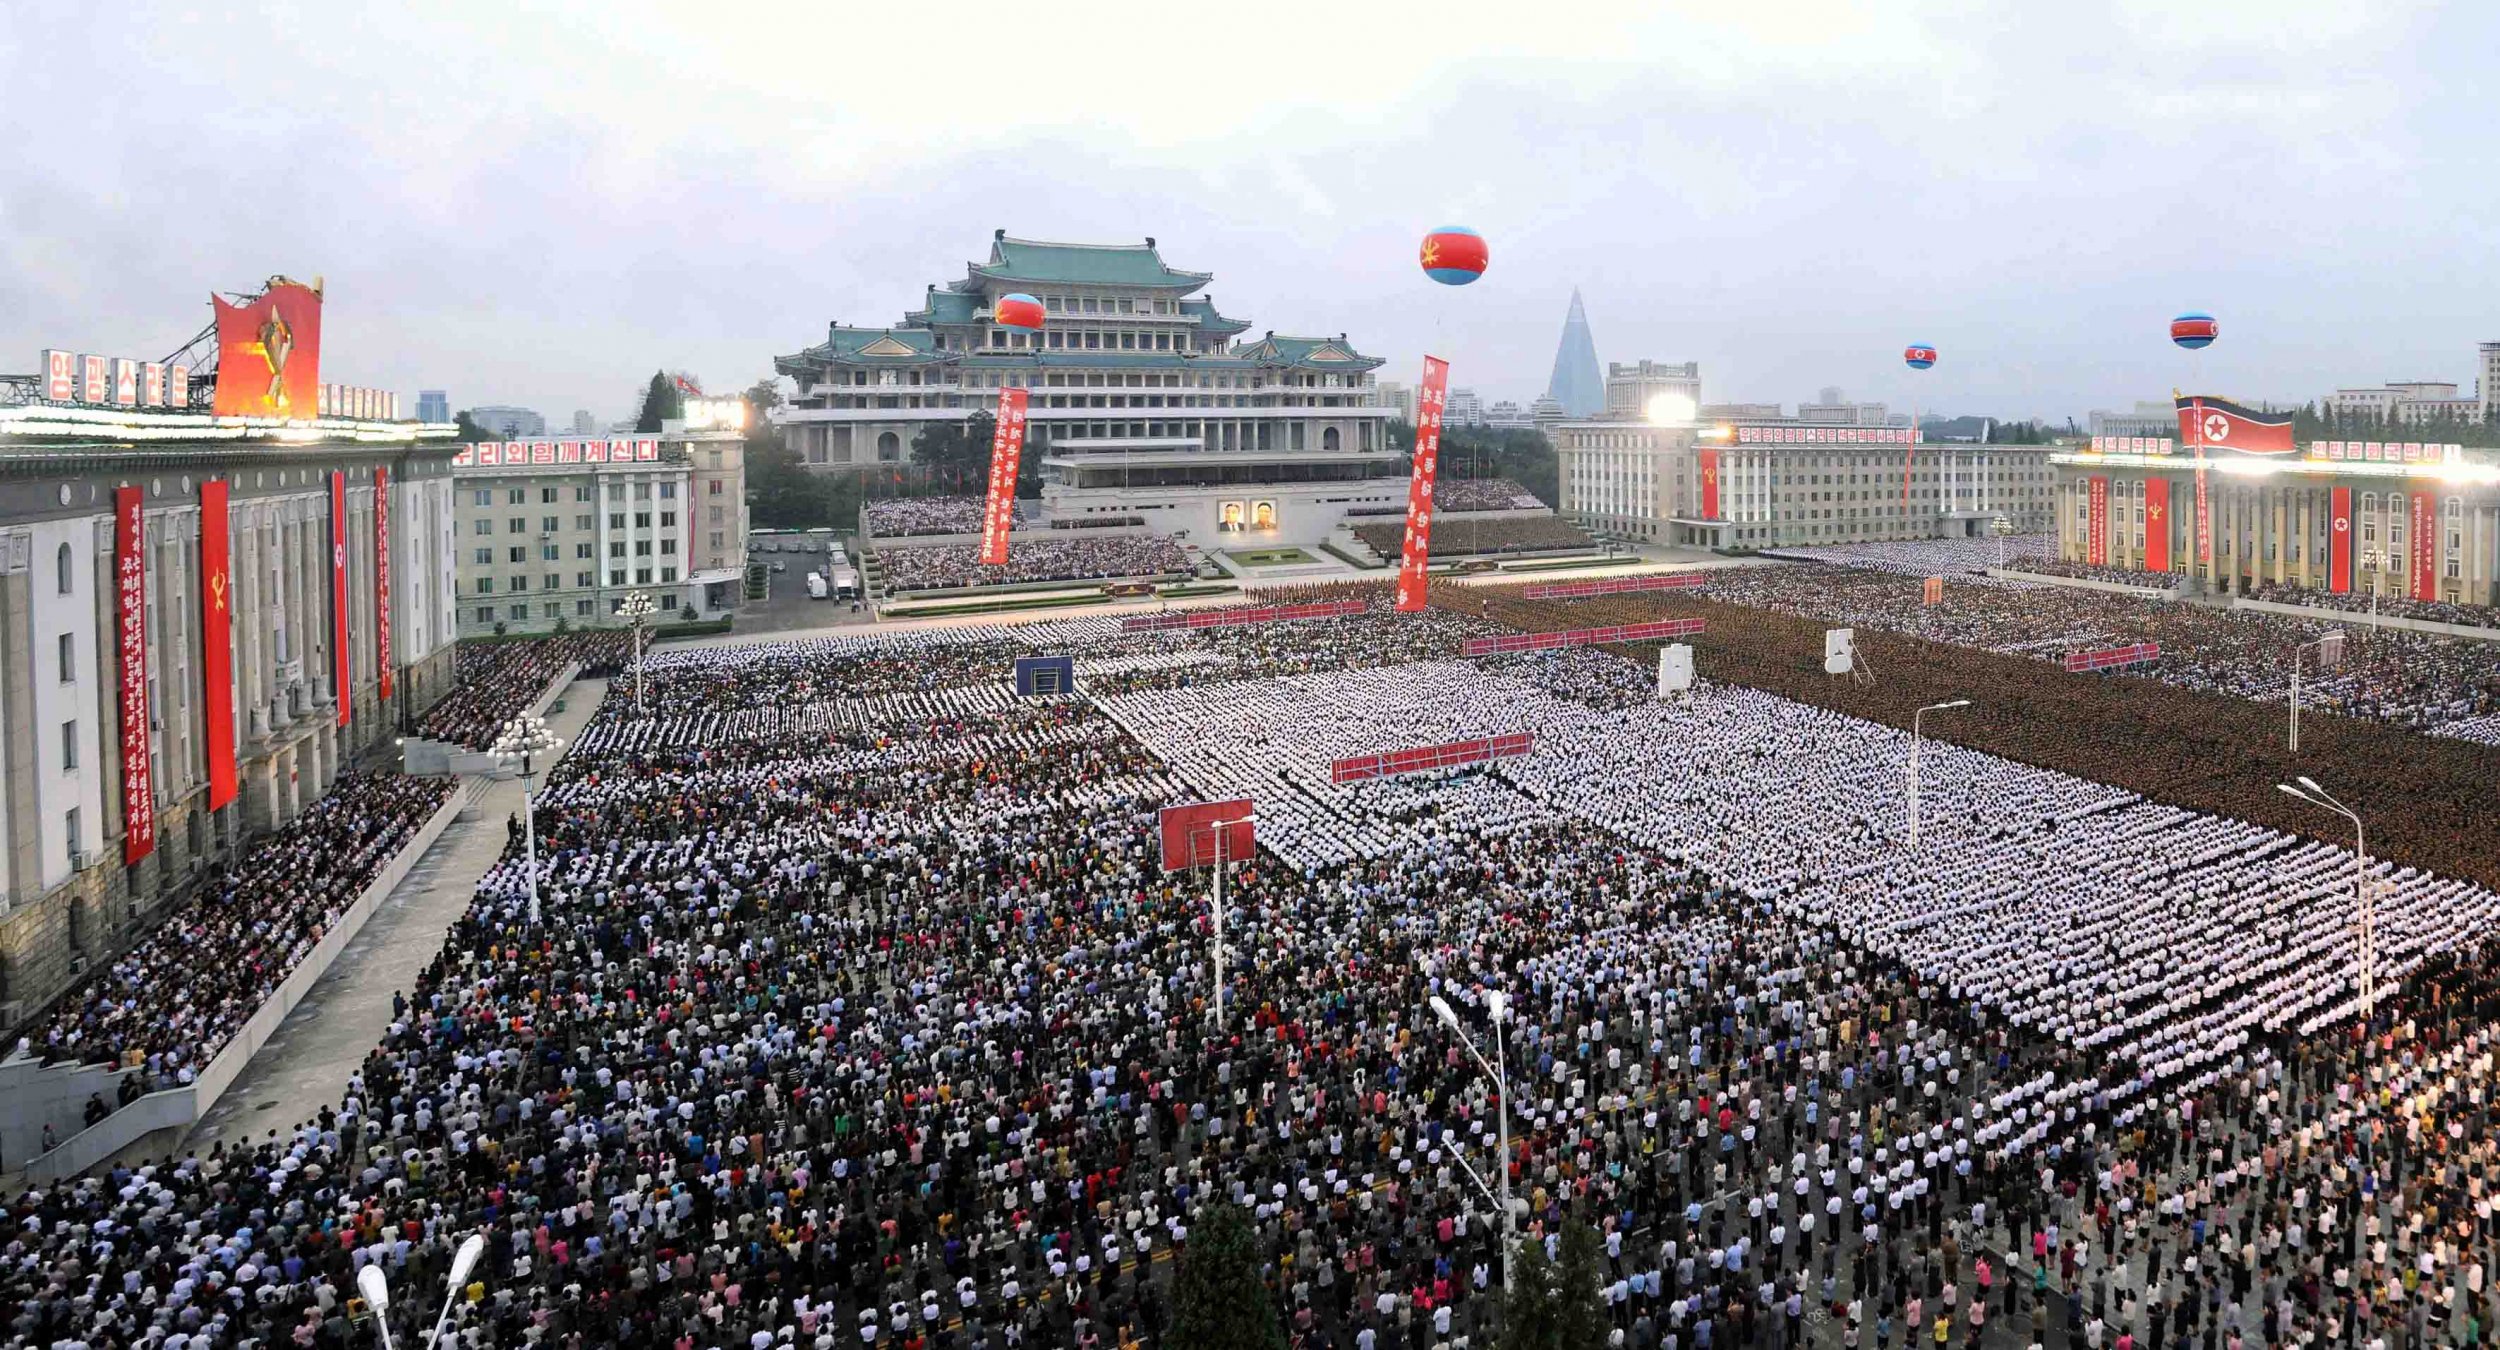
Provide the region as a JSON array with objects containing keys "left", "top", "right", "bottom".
[
  {"left": 1420, "top": 227, "right": 1488, "bottom": 286},
  {"left": 996, "top": 293, "right": 1045, "bottom": 330},
  {"left": 1903, "top": 344, "right": 1938, "bottom": 370},
  {"left": 2170, "top": 312, "right": 2217, "bottom": 349}
]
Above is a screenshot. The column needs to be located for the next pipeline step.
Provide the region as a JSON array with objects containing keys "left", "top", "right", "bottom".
[{"left": 0, "top": 536, "right": 37, "bottom": 903}]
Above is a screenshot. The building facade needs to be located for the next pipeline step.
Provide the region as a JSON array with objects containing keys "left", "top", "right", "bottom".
[
  {"left": 449, "top": 424, "right": 747, "bottom": 637},
  {"left": 2325, "top": 382, "right": 2482, "bottom": 427},
  {"left": 1554, "top": 419, "right": 2056, "bottom": 548},
  {"left": 773, "top": 233, "right": 1403, "bottom": 547},
  {"left": 2483, "top": 343, "right": 2500, "bottom": 425},
  {"left": 0, "top": 405, "right": 461, "bottom": 1025},
  {"left": 1604, "top": 360, "right": 1702, "bottom": 421},
  {"left": 2051, "top": 439, "right": 2500, "bottom": 603},
  {"left": 1544, "top": 289, "right": 1603, "bottom": 418},
  {"left": 416, "top": 390, "right": 448, "bottom": 424},
  {"left": 2089, "top": 402, "right": 2179, "bottom": 440},
  {"left": 468, "top": 405, "right": 545, "bottom": 438}
]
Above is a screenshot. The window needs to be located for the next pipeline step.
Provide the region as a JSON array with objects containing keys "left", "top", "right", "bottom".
[
  {"left": 575, "top": 542, "right": 593, "bottom": 559},
  {"left": 708, "top": 480, "right": 722, "bottom": 496},
  {"left": 542, "top": 516, "right": 559, "bottom": 532},
  {"left": 508, "top": 547, "right": 526, "bottom": 563},
  {"left": 608, "top": 484, "right": 625, "bottom": 502},
  {"left": 541, "top": 544, "right": 559, "bottom": 561},
  {"left": 575, "top": 571, "right": 593, "bottom": 587},
  {"left": 508, "top": 517, "right": 526, "bottom": 533},
  {"left": 658, "top": 482, "right": 676, "bottom": 499},
  {"left": 608, "top": 569, "right": 625, "bottom": 585},
  {"left": 574, "top": 486, "right": 593, "bottom": 502},
  {"left": 545, "top": 573, "right": 560, "bottom": 591},
  {"left": 660, "top": 567, "right": 677, "bottom": 583},
  {"left": 575, "top": 599, "right": 594, "bottom": 615},
  {"left": 65, "top": 807, "right": 81, "bottom": 860},
  {"left": 575, "top": 514, "right": 594, "bottom": 530},
  {"left": 609, "top": 513, "right": 625, "bottom": 529},
  {"left": 634, "top": 513, "right": 651, "bottom": 529},
  {"left": 473, "top": 489, "right": 493, "bottom": 507},
  {"left": 476, "top": 577, "right": 494, "bottom": 593},
  {"left": 477, "top": 606, "right": 496, "bottom": 622},
  {"left": 710, "top": 532, "right": 724, "bottom": 549},
  {"left": 659, "top": 511, "right": 675, "bottom": 527},
  {"left": 474, "top": 548, "right": 492, "bottom": 565},
  {"left": 634, "top": 567, "right": 652, "bottom": 583},
  {"left": 633, "top": 483, "right": 651, "bottom": 501},
  {"left": 660, "top": 539, "right": 676, "bottom": 555},
  {"left": 61, "top": 719, "right": 78, "bottom": 770},
  {"left": 474, "top": 520, "right": 492, "bottom": 536},
  {"left": 55, "top": 543, "right": 73, "bottom": 595},
  {"left": 57, "top": 632, "right": 73, "bottom": 682},
  {"left": 608, "top": 542, "right": 625, "bottom": 558},
  {"left": 510, "top": 575, "right": 528, "bottom": 592},
  {"left": 634, "top": 540, "right": 651, "bottom": 556},
  {"left": 507, "top": 488, "right": 526, "bottom": 505},
  {"left": 541, "top": 487, "right": 559, "bottom": 503}
]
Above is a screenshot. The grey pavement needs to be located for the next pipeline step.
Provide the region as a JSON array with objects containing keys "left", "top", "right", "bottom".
[{"left": 182, "top": 678, "right": 610, "bottom": 1154}]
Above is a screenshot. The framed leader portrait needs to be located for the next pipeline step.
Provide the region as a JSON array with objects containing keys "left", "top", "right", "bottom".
[
  {"left": 1252, "top": 500, "right": 1277, "bottom": 531},
  {"left": 1218, "top": 501, "right": 1247, "bottom": 533}
]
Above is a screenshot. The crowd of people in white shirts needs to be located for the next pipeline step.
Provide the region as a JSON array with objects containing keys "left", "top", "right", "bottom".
[
  {"left": 864, "top": 498, "right": 1029, "bottom": 539},
  {"left": 11, "top": 590, "right": 2500, "bottom": 1350},
  {"left": 875, "top": 536, "right": 1192, "bottom": 594}
]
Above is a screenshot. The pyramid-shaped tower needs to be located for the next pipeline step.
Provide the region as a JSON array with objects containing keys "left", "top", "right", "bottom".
[{"left": 1545, "top": 289, "right": 1603, "bottom": 418}]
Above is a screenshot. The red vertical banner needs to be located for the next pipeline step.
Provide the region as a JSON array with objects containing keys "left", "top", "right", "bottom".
[
  {"left": 114, "top": 487, "right": 155, "bottom": 864},
  {"left": 1395, "top": 356, "right": 1450, "bottom": 612},
  {"left": 330, "top": 469, "right": 351, "bottom": 725},
  {"left": 374, "top": 466, "right": 393, "bottom": 700},
  {"left": 199, "top": 479, "right": 238, "bottom": 810},
  {"left": 2143, "top": 476, "right": 2172, "bottom": 574},
  {"left": 2412, "top": 486, "right": 2438, "bottom": 600},
  {"left": 2328, "top": 486, "right": 2353, "bottom": 594},
  {"left": 2086, "top": 475, "right": 2109, "bottom": 566},
  {"left": 1698, "top": 447, "right": 1722, "bottom": 519},
  {"left": 2194, "top": 451, "right": 2212, "bottom": 568},
  {"left": 978, "top": 389, "right": 1029, "bottom": 566}
]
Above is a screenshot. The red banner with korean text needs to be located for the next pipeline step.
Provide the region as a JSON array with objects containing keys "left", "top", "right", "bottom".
[
  {"left": 375, "top": 466, "right": 393, "bottom": 700},
  {"left": 330, "top": 470, "right": 350, "bottom": 725},
  {"left": 200, "top": 479, "right": 238, "bottom": 810},
  {"left": 1331, "top": 732, "right": 1533, "bottom": 784},
  {"left": 114, "top": 487, "right": 155, "bottom": 863},
  {"left": 1699, "top": 448, "right": 1721, "bottom": 519},
  {"left": 1395, "top": 356, "right": 1450, "bottom": 612},
  {"left": 2194, "top": 448, "right": 2211, "bottom": 568},
  {"left": 2328, "top": 486, "right": 2353, "bottom": 594},
  {"left": 979, "top": 389, "right": 1028, "bottom": 566},
  {"left": 2143, "top": 476, "right": 2172, "bottom": 574},
  {"left": 2412, "top": 486, "right": 2438, "bottom": 600},
  {"left": 2086, "top": 475, "right": 2109, "bottom": 566}
]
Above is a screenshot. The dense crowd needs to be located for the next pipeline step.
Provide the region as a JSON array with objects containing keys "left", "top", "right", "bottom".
[
  {"left": 16, "top": 773, "right": 459, "bottom": 1085},
  {"left": 17, "top": 589, "right": 2500, "bottom": 1350},
  {"left": 1352, "top": 516, "right": 1596, "bottom": 561},
  {"left": 414, "top": 632, "right": 635, "bottom": 749},
  {"left": 2248, "top": 581, "right": 2500, "bottom": 632},
  {"left": 1763, "top": 535, "right": 2053, "bottom": 578},
  {"left": 875, "top": 536, "right": 1192, "bottom": 594},
  {"left": 864, "top": 497, "right": 1028, "bottom": 539},
  {"left": 1431, "top": 479, "right": 1547, "bottom": 513},
  {"left": 1687, "top": 564, "right": 2500, "bottom": 745},
  {"left": 2000, "top": 558, "right": 2180, "bottom": 589}
]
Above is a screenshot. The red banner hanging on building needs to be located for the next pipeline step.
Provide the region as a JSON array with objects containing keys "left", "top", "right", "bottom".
[
  {"left": 374, "top": 466, "right": 393, "bottom": 700},
  {"left": 1698, "top": 448, "right": 1721, "bottom": 519},
  {"left": 2328, "top": 486, "right": 2353, "bottom": 594},
  {"left": 200, "top": 479, "right": 239, "bottom": 811},
  {"left": 1158, "top": 799, "right": 1255, "bottom": 871},
  {"left": 2143, "top": 476, "right": 2172, "bottom": 574},
  {"left": 330, "top": 470, "right": 351, "bottom": 725},
  {"left": 2194, "top": 447, "right": 2212, "bottom": 568},
  {"left": 2412, "top": 485, "right": 2438, "bottom": 600},
  {"left": 2086, "top": 475, "right": 2109, "bottom": 566},
  {"left": 979, "top": 388, "right": 1029, "bottom": 566},
  {"left": 114, "top": 487, "right": 155, "bottom": 863},
  {"left": 211, "top": 279, "right": 324, "bottom": 419},
  {"left": 1395, "top": 356, "right": 1450, "bottom": 612}
]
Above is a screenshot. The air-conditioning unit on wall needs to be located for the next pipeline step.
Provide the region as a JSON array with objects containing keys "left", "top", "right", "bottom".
[{"left": 72, "top": 848, "right": 106, "bottom": 872}]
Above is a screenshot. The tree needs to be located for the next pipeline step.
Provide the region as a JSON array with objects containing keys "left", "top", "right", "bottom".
[
  {"left": 451, "top": 411, "right": 500, "bottom": 442},
  {"left": 633, "top": 371, "right": 684, "bottom": 433},
  {"left": 1497, "top": 1232, "right": 1561, "bottom": 1350},
  {"left": 1168, "top": 1202, "right": 1286, "bottom": 1350},
  {"left": 1388, "top": 421, "right": 1561, "bottom": 508},
  {"left": 1551, "top": 1220, "right": 1610, "bottom": 1350},
  {"left": 910, "top": 411, "right": 995, "bottom": 495}
]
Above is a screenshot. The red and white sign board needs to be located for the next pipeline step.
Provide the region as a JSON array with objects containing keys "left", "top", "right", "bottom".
[
  {"left": 1159, "top": 799, "right": 1254, "bottom": 871},
  {"left": 1121, "top": 599, "right": 1365, "bottom": 634},
  {"left": 1462, "top": 618, "right": 1703, "bottom": 658},
  {"left": 1330, "top": 732, "right": 1533, "bottom": 784},
  {"left": 2061, "top": 642, "right": 2160, "bottom": 674},
  {"left": 1520, "top": 573, "right": 1705, "bottom": 601}
]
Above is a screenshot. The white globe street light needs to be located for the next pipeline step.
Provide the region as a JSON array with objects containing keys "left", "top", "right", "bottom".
[
  {"left": 491, "top": 712, "right": 564, "bottom": 924},
  {"left": 1908, "top": 700, "right": 1971, "bottom": 851},
  {"left": 619, "top": 590, "right": 658, "bottom": 715},
  {"left": 1430, "top": 989, "right": 1521, "bottom": 1294},
  {"left": 356, "top": 1231, "right": 486, "bottom": 1350}
]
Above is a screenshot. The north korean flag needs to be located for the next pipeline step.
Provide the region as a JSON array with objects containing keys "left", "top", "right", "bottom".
[{"left": 2175, "top": 395, "right": 2295, "bottom": 455}]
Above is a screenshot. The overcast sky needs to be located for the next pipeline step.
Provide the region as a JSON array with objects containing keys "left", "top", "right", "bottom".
[{"left": 4, "top": 1, "right": 2492, "bottom": 425}]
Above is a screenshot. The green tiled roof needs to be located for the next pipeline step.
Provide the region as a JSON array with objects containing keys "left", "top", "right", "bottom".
[
  {"left": 1236, "top": 335, "right": 1385, "bottom": 371},
  {"left": 963, "top": 235, "right": 1211, "bottom": 290},
  {"left": 906, "top": 289, "right": 979, "bottom": 326},
  {"left": 1182, "top": 299, "right": 1251, "bottom": 333}
]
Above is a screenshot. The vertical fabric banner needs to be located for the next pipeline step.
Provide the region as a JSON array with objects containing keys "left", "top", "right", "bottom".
[
  {"left": 2086, "top": 475, "right": 2109, "bottom": 566},
  {"left": 2328, "top": 486, "right": 2353, "bottom": 594},
  {"left": 2412, "top": 487, "right": 2438, "bottom": 600},
  {"left": 978, "top": 389, "right": 1029, "bottom": 566},
  {"left": 2194, "top": 450, "right": 2212, "bottom": 568},
  {"left": 2143, "top": 477, "right": 2172, "bottom": 574},
  {"left": 330, "top": 469, "right": 351, "bottom": 725},
  {"left": 199, "top": 479, "right": 238, "bottom": 810},
  {"left": 1395, "top": 356, "right": 1451, "bottom": 613},
  {"left": 1698, "top": 448, "right": 1722, "bottom": 519},
  {"left": 374, "top": 466, "right": 393, "bottom": 700},
  {"left": 114, "top": 487, "right": 156, "bottom": 863}
]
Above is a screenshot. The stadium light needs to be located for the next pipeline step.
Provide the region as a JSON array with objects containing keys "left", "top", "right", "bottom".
[
  {"left": 1908, "top": 700, "right": 1972, "bottom": 851},
  {"left": 2277, "top": 779, "right": 2373, "bottom": 1023},
  {"left": 1427, "top": 988, "right": 1518, "bottom": 1294},
  {"left": 1645, "top": 392, "right": 1697, "bottom": 425}
]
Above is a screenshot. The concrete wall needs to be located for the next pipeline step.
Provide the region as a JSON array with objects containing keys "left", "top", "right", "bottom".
[
  {"left": 2231, "top": 597, "right": 2500, "bottom": 644},
  {"left": 0, "top": 777, "right": 474, "bottom": 1180}
]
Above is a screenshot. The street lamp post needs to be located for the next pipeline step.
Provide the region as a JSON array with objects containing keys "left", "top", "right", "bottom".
[
  {"left": 358, "top": 1231, "right": 487, "bottom": 1350},
  {"left": 619, "top": 590, "right": 657, "bottom": 716},
  {"left": 491, "top": 713, "right": 564, "bottom": 925},
  {"left": 1908, "top": 700, "right": 1971, "bottom": 851},
  {"left": 1208, "top": 811, "right": 1254, "bottom": 1029},
  {"left": 2287, "top": 634, "right": 2343, "bottom": 753},
  {"left": 2359, "top": 548, "right": 2386, "bottom": 630},
  {"left": 2279, "top": 777, "right": 2374, "bottom": 1023},
  {"left": 1431, "top": 990, "right": 1518, "bottom": 1294}
]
